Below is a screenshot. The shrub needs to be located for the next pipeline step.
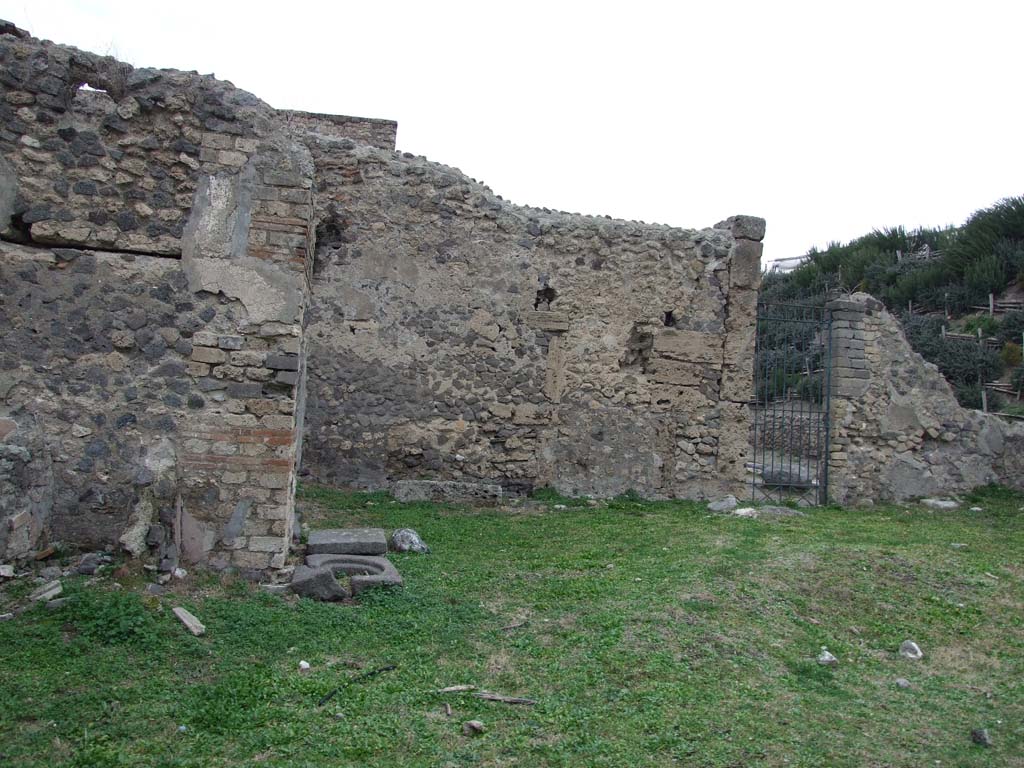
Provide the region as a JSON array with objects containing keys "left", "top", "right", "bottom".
[
  {"left": 964, "top": 253, "right": 1007, "bottom": 306},
  {"left": 963, "top": 314, "right": 1001, "bottom": 337},
  {"left": 998, "top": 311, "right": 1024, "bottom": 345},
  {"left": 903, "top": 315, "right": 1003, "bottom": 405},
  {"left": 1001, "top": 342, "right": 1022, "bottom": 368},
  {"left": 954, "top": 383, "right": 984, "bottom": 409},
  {"left": 994, "top": 238, "right": 1024, "bottom": 284}
]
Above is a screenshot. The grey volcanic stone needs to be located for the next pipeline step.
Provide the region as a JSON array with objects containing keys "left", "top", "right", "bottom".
[
  {"left": 708, "top": 495, "right": 738, "bottom": 512},
  {"left": 290, "top": 565, "right": 350, "bottom": 601},
  {"left": 971, "top": 728, "right": 992, "bottom": 747},
  {"left": 307, "top": 528, "right": 387, "bottom": 556},
  {"left": 393, "top": 480, "right": 502, "bottom": 503},
  {"left": 304, "top": 554, "right": 403, "bottom": 595},
  {"left": 76, "top": 552, "right": 103, "bottom": 575},
  {"left": 390, "top": 528, "right": 429, "bottom": 553}
]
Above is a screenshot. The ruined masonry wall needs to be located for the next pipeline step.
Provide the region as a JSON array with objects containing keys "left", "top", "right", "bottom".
[
  {"left": 302, "top": 137, "right": 764, "bottom": 499},
  {"left": 827, "top": 294, "right": 1024, "bottom": 504},
  {"left": 0, "top": 22, "right": 770, "bottom": 570},
  {"left": 0, "top": 28, "right": 390, "bottom": 566}
]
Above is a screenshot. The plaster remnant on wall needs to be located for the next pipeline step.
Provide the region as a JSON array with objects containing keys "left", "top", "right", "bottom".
[
  {"left": 182, "top": 169, "right": 255, "bottom": 263},
  {"left": 185, "top": 257, "right": 302, "bottom": 325}
]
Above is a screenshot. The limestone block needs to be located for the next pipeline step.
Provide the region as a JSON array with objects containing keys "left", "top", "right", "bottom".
[
  {"left": 524, "top": 311, "right": 569, "bottom": 332},
  {"left": 722, "top": 326, "right": 755, "bottom": 369},
  {"left": 652, "top": 329, "right": 722, "bottom": 364},
  {"left": 720, "top": 365, "right": 753, "bottom": 403},
  {"left": 249, "top": 535, "right": 286, "bottom": 553},
  {"left": 730, "top": 240, "right": 763, "bottom": 290},
  {"left": 646, "top": 359, "right": 708, "bottom": 387},
  {"left": 306, "top": 528, "right": 387, "bottom": 556},
  {"left": 715, "top": 215, "right": 767, "bottom": 242}
]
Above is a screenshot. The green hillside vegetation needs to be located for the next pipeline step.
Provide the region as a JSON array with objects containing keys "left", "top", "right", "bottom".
[{"left": 761, "top": 197, "right": 1024, "bottom": 410}]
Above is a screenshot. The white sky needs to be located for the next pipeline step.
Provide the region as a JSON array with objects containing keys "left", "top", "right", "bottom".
[{"left": 3, "top": 0, "right": 1022, "bottom": 262}]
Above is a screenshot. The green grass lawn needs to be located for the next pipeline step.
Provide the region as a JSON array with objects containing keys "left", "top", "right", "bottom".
[{"left": 1, "top": 485, "right": 1022, "bottom": 767}]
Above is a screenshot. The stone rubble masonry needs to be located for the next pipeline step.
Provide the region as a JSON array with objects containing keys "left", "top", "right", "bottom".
[
  {"left": 825, "top": 293, "right": 1024, "bottom": 504},
  {"left": 0, "top": 22, "right": 765, "bottom": 567},
  {"left": 0, "top": 26, "right": 392, "bottom": 566},
  {"left": 301, "top": 134, "right": 765, "bottom": 500}
]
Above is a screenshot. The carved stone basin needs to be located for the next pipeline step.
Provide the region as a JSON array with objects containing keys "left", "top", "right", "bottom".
[{"left": 304, "top": 553, "right": 403, "bottom": 595}]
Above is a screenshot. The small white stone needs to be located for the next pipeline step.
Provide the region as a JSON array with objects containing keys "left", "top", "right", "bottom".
[
  {"left": 173, "top": 567, "right": 188, "bottom": 579},
  {"left": 299, "top": 660, "right": 311, "bottom": 672},
  {"left": 817, "top": 647, "right": 838, "bottom": 666},
  {"left": 921, "top": 498, "right": 958, "bottom": 510}
]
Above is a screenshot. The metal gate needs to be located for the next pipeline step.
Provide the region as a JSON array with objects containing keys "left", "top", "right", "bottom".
[{"left": 750, "top": 303, "right": 832, "bottom": 505}]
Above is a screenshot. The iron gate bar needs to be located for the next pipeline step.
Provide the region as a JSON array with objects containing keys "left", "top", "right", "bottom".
[{"left": 750, "top": 303, "right": 832, "bottom": 506}]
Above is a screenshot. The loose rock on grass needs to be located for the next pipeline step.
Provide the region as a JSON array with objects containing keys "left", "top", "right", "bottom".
[
  {"left": 899, "top": 640, "right": 923, "bottom": 660},
  {"left": 462, "top": 720, "right": 485, "bottom": 736},
  {"left": 390, "top": 528, "right": 430, "bottom": 554},
  {"left": 708, "top": 495, "right": 738, "bottom": 512},
  {"left": 921, "top": 498, "right": 958, "bottom": 510},
  {"left": 971, "top": 728, "right": 993, "bottom": 747}
]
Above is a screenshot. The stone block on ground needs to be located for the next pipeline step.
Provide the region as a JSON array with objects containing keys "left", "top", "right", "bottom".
[
  {"left": 29, "top": 580, "right": 62, "bottom": 602},
  {"left": 172, "top": 606, "right": 206, "bottom": 636},
  {"left": 306, "top": 528, "right": 388, "bottom": 556}
]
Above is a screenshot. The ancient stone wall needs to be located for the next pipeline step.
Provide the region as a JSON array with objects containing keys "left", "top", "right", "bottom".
[
  {"left": 276, "top": 110, "right": 397, "bottom": 151},
  {"left": 301, "top": 137, "right": 764, "bottom": 499},
  {"left": 0, "top": 22, "right": 769, "bottom": 569},
  {"left": 0, "top": 27, "right": 390, "bottom": 566},
  {"left": 827, "top": 293, "right": 1024, "bottom": 504}
]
